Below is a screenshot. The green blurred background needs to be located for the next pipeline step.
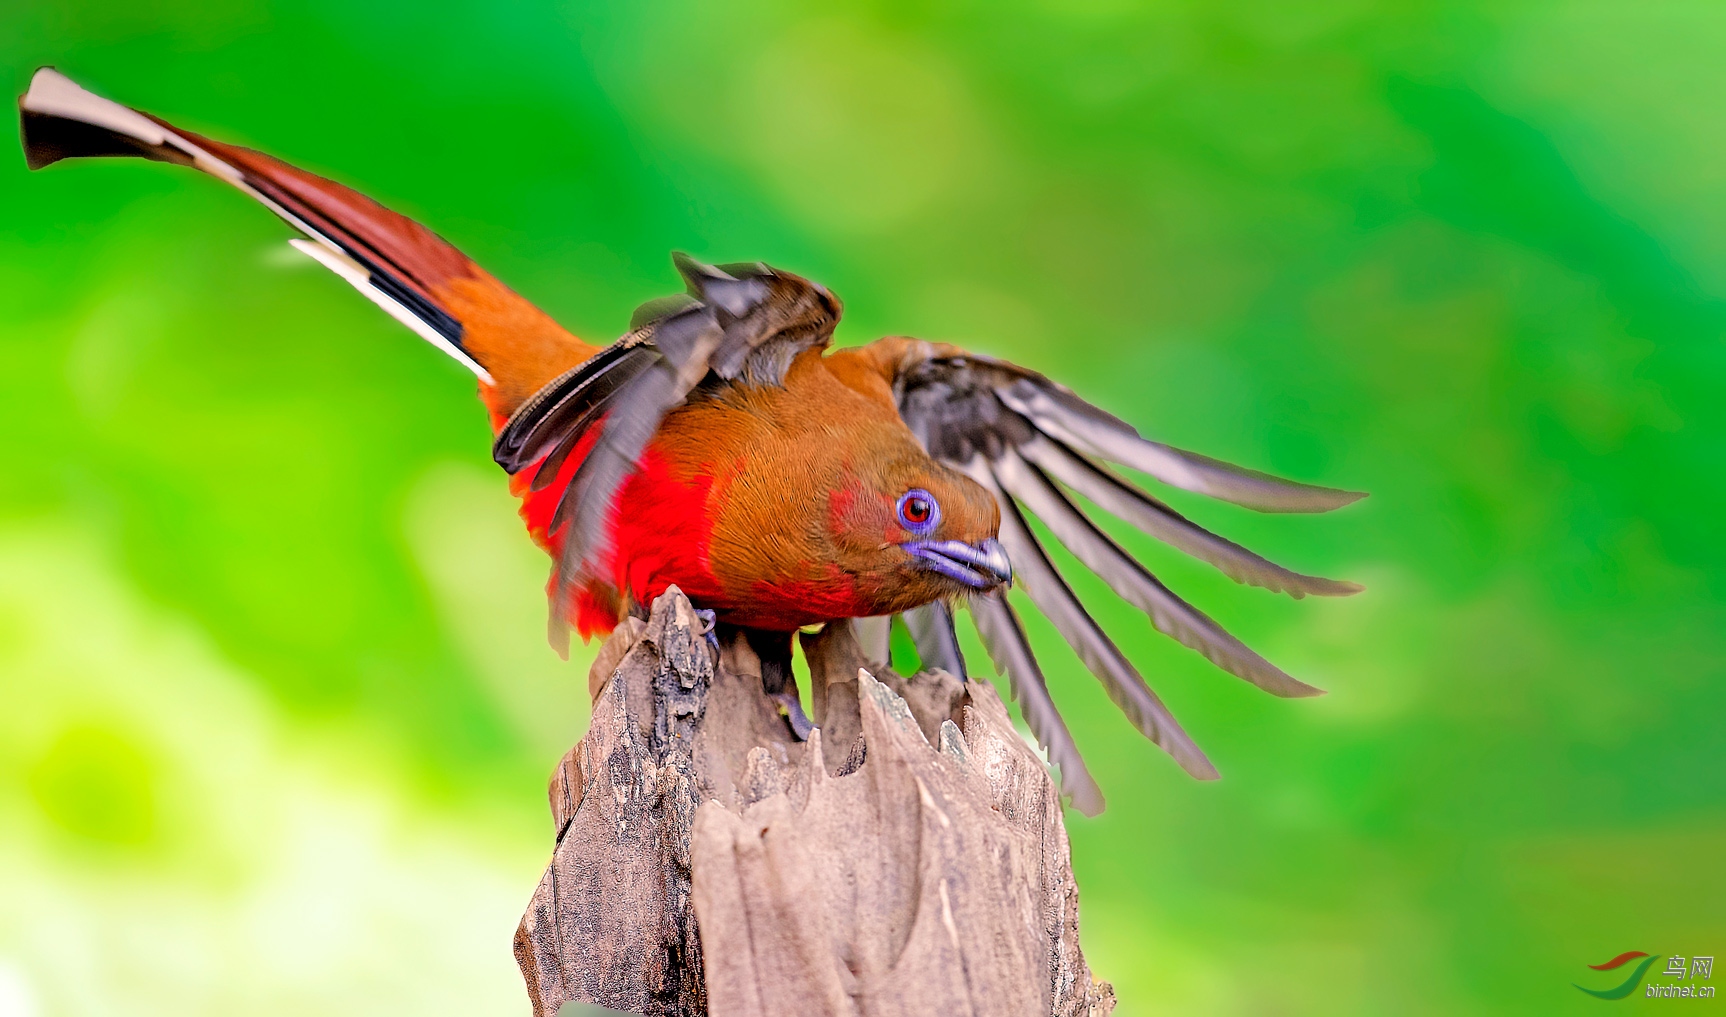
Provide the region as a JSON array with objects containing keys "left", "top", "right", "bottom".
[{"left": 2, "top": 1, "right": 1722, "bottom": 1014}]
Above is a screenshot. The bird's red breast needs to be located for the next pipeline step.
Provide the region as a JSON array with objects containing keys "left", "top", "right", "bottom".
[{"left": 510, "top": 426, "right": 728, "bottom": 638}]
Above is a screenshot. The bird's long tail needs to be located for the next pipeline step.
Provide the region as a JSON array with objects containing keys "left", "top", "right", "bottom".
[{"left": 18, "top": 67, "right": 596, "bottom": 421}]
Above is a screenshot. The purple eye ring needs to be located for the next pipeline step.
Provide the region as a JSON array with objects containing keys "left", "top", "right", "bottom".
[{"left": 896, "top": 488, "right": 941, "bottom": 535}]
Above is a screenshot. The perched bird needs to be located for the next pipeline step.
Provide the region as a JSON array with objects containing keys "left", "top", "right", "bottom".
[{"left": 20, "top": 68, "right": 1364, "bottom": 814}]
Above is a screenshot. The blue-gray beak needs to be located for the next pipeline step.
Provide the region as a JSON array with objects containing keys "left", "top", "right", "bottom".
[{"left": 903, "top": 537, "right": 1014, "bottom": 590}]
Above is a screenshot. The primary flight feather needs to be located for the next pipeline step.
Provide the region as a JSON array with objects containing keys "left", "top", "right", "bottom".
[{"left": 20, "top": 68, "right": 1365, "bottom": 815}]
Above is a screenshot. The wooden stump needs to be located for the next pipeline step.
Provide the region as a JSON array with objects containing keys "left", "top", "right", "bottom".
[{"left": 516, "top": 588, "right": 1115, "bottom": 1017}]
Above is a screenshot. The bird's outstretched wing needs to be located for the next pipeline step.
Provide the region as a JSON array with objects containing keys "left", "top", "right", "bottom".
[
  {"left": 849, "top": 338, "right": 1365, "bottom": 812},
  {"left": 18, "top": 67, "right": 591, "bottom": 417},
  {"left": 493, "top": 255, "right": 841, "bottom": 647}
]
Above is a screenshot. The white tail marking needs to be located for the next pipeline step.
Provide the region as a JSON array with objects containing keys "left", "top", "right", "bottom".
[{"left": 288, "top": 240, "right": 493, "bottom": 383}]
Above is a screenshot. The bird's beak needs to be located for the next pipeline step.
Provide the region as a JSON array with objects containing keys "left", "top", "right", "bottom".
[{"left": 903, "top": 537, "right": 1014, "bottom": 590}]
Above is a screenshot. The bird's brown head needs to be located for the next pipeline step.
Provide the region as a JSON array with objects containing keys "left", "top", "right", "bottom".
[
  {"left": 698, "top": 435, "right": 1011, "bottom": 628},
  {"left": 819, "top": 445, "right": 1010, "bottom": 618},
  {"left": 668, "top": 357, "right": 1010, "bottom": 630}
]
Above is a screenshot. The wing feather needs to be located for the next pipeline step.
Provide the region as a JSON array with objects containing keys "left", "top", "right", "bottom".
[
  {"left": 489, "top": 341, "right": 658, "bottom": 483},
  {"left": 966, "top": 459, "right": 1218, "bottom": 779},
  {"left": 967, "top": 591, "right": 1104, "bottom": 816},
  {"left": 546, "top": 360, "right": 686, "bottom": 576},
  {"left": 993, "top": 451, "right": 1322, "bottom": 698},
  {"left": 875, "top": 339, "right": 1363, "bottom": 780},
  {"left": 901, "top": 601, "right": 968, "bottom": 679},
  {"left": 850, "top": 616, "right": 893, "bottom": 668},
  {"left": 1018, "top": 434, "right": 1361, "bottom": 598},
  {"left": 997, "top": 378, "right": 1365, "bottom": 513}
]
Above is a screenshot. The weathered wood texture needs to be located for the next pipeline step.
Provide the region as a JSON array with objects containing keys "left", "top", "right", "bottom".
[{"left": 516, "top": 588, "right": 1115, "bottom": 1017}]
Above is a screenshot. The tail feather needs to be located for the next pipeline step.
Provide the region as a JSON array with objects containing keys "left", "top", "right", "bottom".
[{"left": 19, "top": 67, "right": 594, "bottom": 418}]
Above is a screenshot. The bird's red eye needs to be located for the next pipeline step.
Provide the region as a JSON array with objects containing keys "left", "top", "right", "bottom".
[{"left": 896, "top": 489, "right": 940, "bottom": 533}]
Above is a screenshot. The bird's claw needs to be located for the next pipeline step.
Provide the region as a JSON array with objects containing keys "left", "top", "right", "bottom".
[
  {"left": 694, "top": 608, "right": 719, "bottom": 651},
  {"left": 771, "top": 692, "right": 815, "bottom": 741}
]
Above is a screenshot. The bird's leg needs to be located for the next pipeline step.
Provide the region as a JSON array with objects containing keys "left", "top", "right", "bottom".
[
  {"left": 744, "top": 627, "right": 814, "bottom": 741},
  {"left": 745, "top": 627, "right": 794, "bottom": 696}
]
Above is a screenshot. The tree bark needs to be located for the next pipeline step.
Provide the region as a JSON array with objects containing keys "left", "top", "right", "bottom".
[{"left": 516, "top": 588, "right": 1115, "bottom": 1017}]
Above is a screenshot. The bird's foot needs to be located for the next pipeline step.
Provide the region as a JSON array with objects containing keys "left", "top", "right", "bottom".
[
  {"left": 771, "top": 692, "right": 815, "bottom": 741},
  {"left": 693, "top": 608, "right": 719, "bottom": 652}
]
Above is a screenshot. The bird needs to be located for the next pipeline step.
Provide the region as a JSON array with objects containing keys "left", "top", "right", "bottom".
[{"left": 20, "top": 67, "right": 1365, "bottom": 814}]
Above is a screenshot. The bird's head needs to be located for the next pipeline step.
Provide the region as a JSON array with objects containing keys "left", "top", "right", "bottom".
[
  {"left": 825, "top": 451, "right": 1011, "bottom": 615},
  {"left": 682, "top": 368, "right": 1012, "bottom": 630}
]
